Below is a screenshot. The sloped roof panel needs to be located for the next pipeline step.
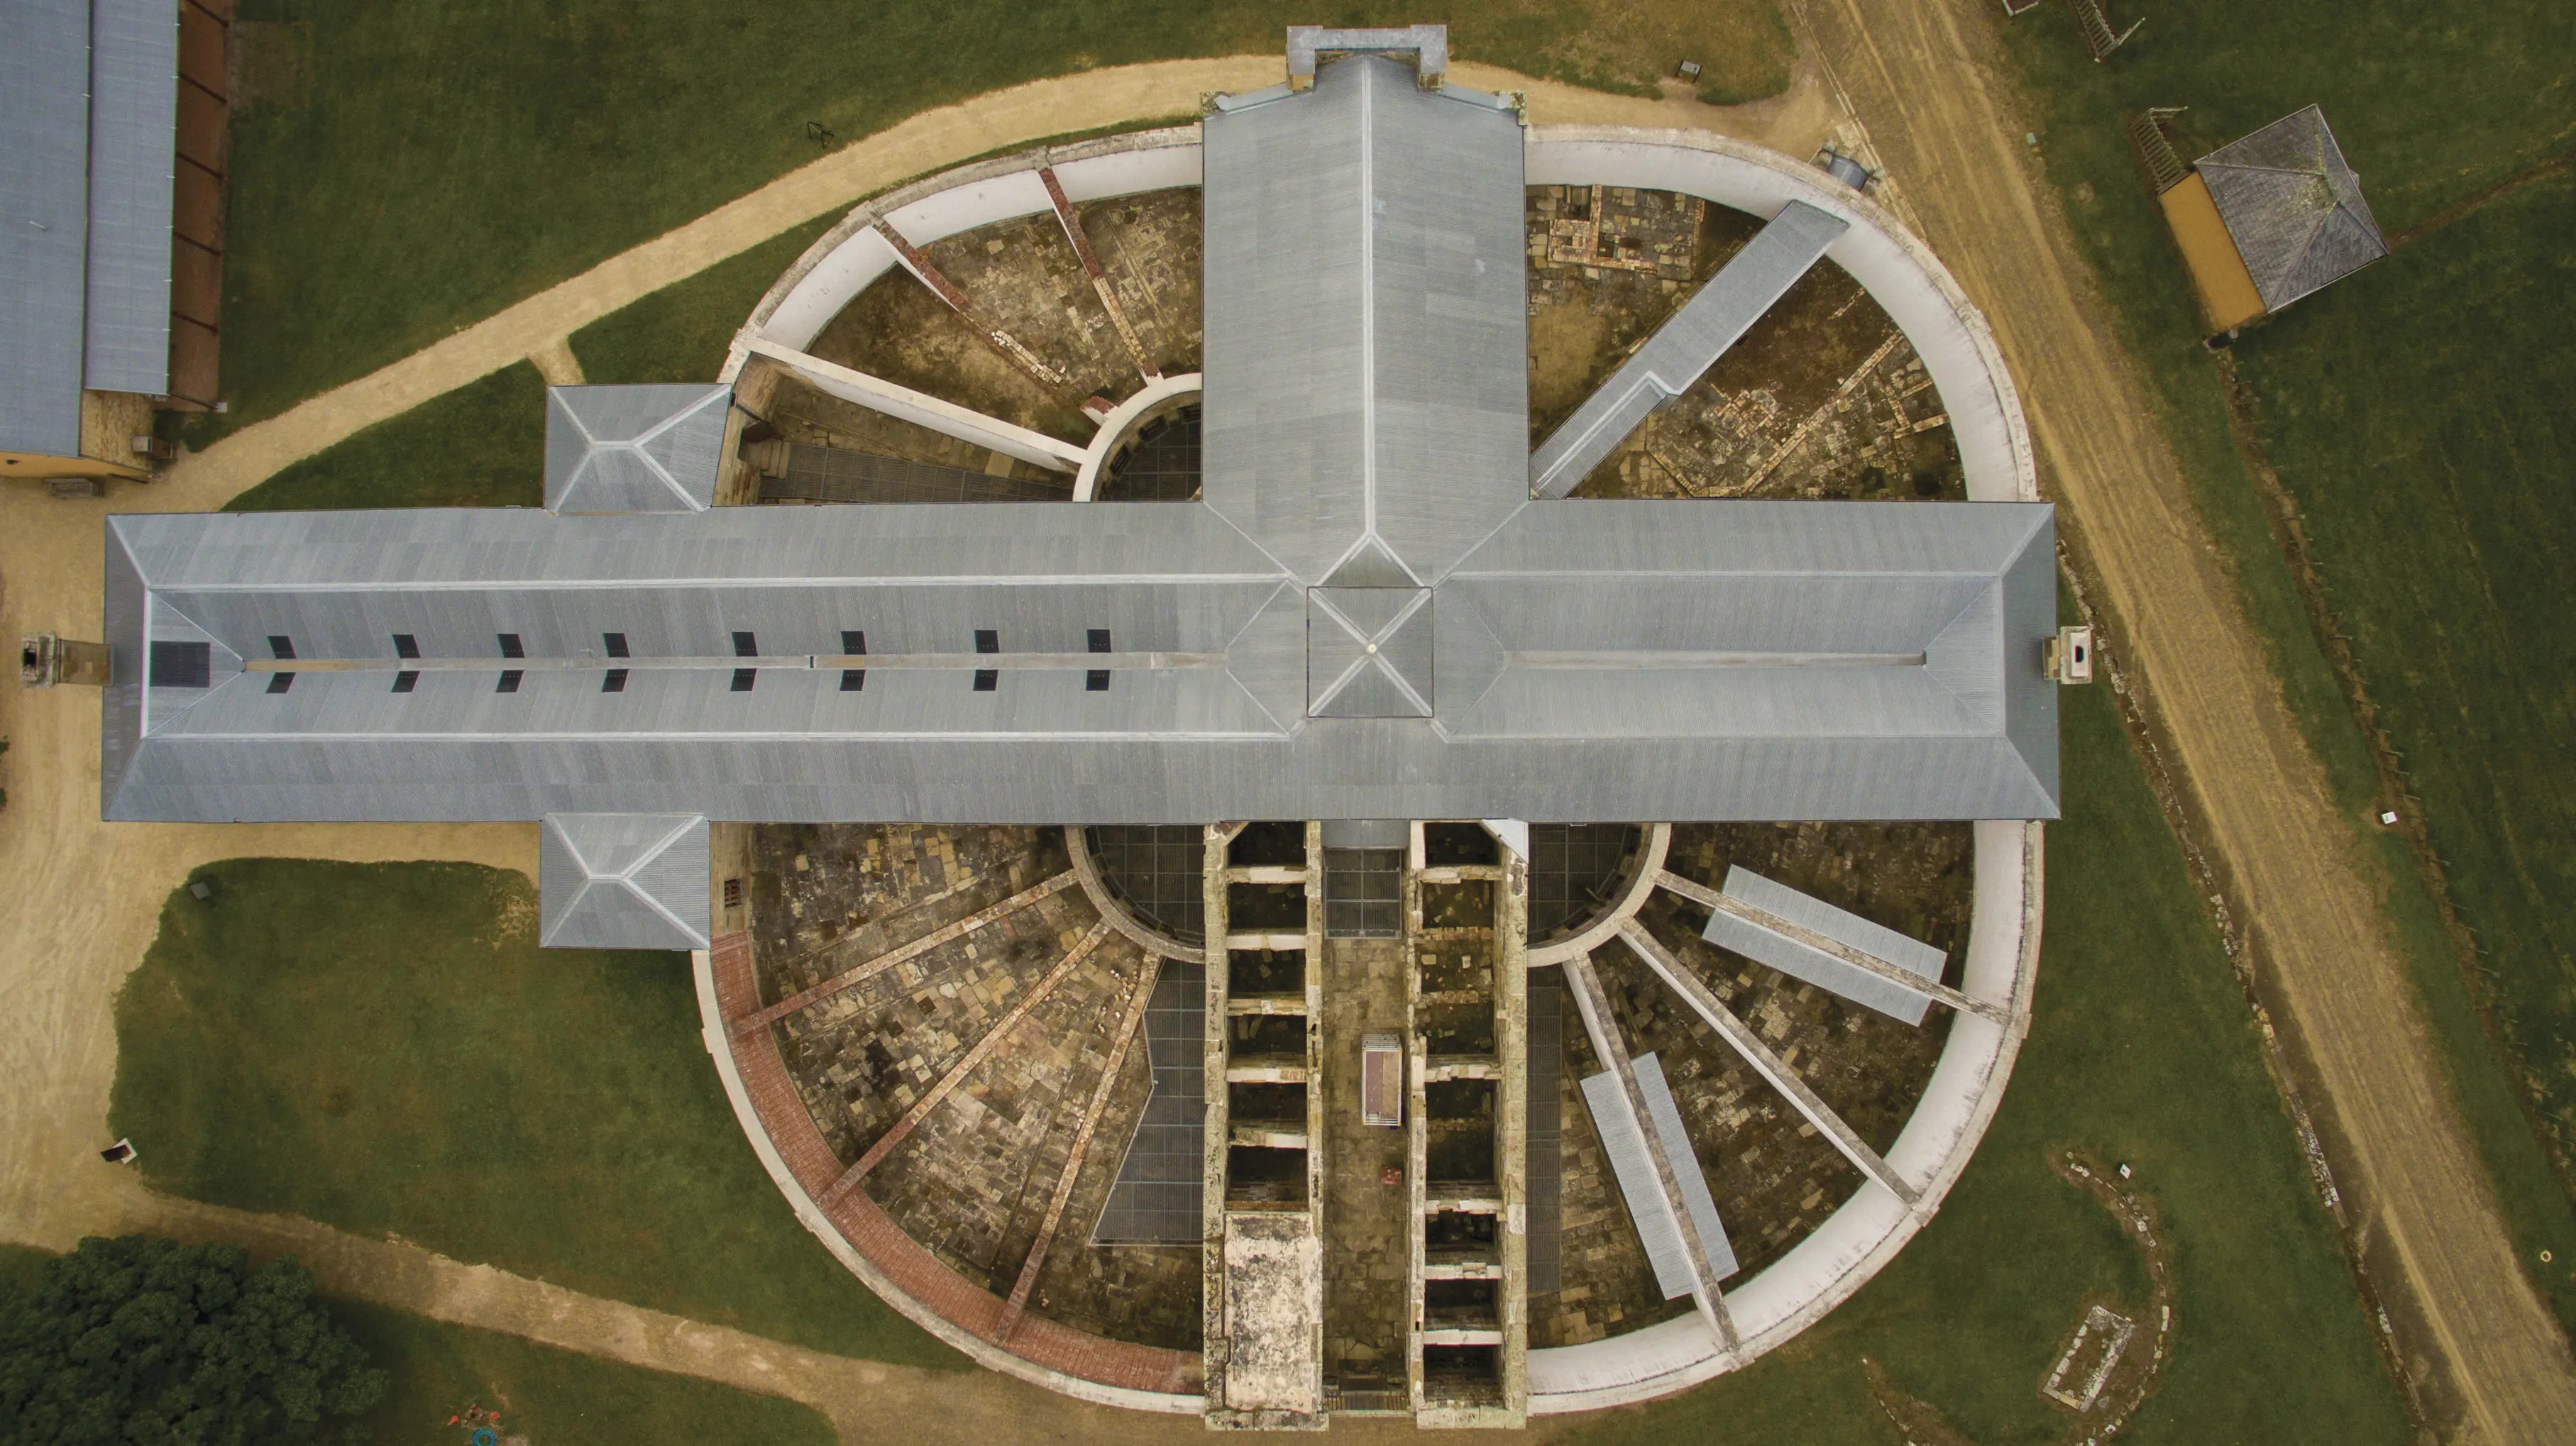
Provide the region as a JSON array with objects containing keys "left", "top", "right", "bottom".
[
  {"left": 83, "top": 0, "right": 177, "bottom": 394},
  {"left": 3, "top": 0, "right": 94, "bottom": 456},
  {"left": 2197, "top": 106, "right": 2387, "bottom": 312},
  {"left": 544, "top": 384, "right": 731, "bottom": 513},
  {"left": 539, "top": 812, "right": 710, "bottom": 949}
]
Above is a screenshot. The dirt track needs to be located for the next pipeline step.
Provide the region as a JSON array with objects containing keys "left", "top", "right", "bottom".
[{"left": 1798, "top": 0, "right": 2576, "bottom": 1438}]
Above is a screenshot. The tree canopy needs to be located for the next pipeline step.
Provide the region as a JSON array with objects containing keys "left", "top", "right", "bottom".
[{"left": 0, "top": 1235, "right": 386, "bottom": 1445}]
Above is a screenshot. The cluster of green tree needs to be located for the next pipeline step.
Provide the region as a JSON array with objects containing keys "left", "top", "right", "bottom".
[{"left": 0, "top": 1236, "right": 384, "bottom": 1445}]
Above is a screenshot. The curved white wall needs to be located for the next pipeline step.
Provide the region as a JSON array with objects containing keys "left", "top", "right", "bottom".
[{"left": 719, "top": 123, "right": 2049, "bottom": 1419}]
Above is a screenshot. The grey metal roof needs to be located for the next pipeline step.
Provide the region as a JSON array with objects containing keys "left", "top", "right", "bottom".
[
  {"left": 2196, "top": 106, "right": 2387, "bottom": 313},
  {"left": 538, "top": 812, "right": 711, "bottom": 949},
  {"left": 82, "top": 0, "right": 176, "bottom": 395},
  {"left": 1529, "top": 200, "right": 1846, "bottom": 499},
  {"left": 1582, "top": 1052, "right": 1736, "bottom": 1301},
  {"left": 3, "top": 0, "right": 96, "bottom": 456},
  {"left": 97, "top": 49, "right": 2059, "bottom": 829},
  {"left": 1700, "top": 866, "right": 1945, "bottom": 1025},
  {"left": 545, "top": 384, "right": 731, "bottom": 512},
  {"left": 1200, "top": 55, "right": 1529, "bottom": 592},
  {"left": 101, "top": 495, "right": 2055, "bottom": 823}
]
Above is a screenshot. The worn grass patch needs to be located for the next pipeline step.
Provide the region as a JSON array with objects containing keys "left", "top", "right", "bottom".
[
  {"left": 1993, "top": 0, "right": 2576, "bottom": 1332},
  {"left": 1562, "top": 649, "right": 2409, "bottom": 1443},
  {"left": 222, "top": 363, "right": 546, "bottom": 512},
  {"left": 108, "top": 859, "right": 959, "bottom": 1370},
  {"left": 332, "top": 1299, "right": 837, "bottom": 1446},
  {"left": 196, "top": 0, "right": 1788, "bottom": 446}
]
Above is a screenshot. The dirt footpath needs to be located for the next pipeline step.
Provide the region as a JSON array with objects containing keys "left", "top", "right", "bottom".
[{"left": 1798, "top": 0, "right": 2576, "bottom": 1438}]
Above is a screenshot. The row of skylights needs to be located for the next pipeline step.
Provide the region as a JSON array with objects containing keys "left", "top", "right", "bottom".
[{"left": 241, "top": 631, "right": 1120, "bottom": 695}]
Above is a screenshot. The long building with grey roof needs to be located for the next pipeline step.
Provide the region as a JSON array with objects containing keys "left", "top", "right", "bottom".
[{"left": 100, "top": 50, "right": 2059, "bottom": 830}]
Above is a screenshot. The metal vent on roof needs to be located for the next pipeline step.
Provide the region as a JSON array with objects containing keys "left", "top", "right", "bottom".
[
  {"left": 841, "top": 630, "right": 866, "bottom": 655},
  {"left": 392, "top": 633, "right": 420, "bottom": 659},
  {"left": 497, "top": 670, "right": 523, "bottom": 692},
  {"left": 392, "top": 671, "right": 418, "bottom": 693},
  {"left": 974, "top": 629, "right": 999, "bottom": 653},
  {"left": 730, "top": 668, "right": 756, "bottom": 692},
  {"left": 268, "top": 635, "right": 295, "bottom": 660},
  {"left": 732, "top": 631, "right": 756, "bottom": 658},
  {"left": 265, "top": 673, "right": 293, "bottom": 694},
  {"left": 498, "top": 633, "right": 524, "bottom": 659},
  {"left": 973, "top": 670, "right": 998, "bottom": 692},
  {"left": 602, "top": 669, "right": 628, "bottom": 692},
  {"left": 1089, "top": 629, "right": 1112, "bottom": 653},
  {"left": 1087, "top": 670, "right": 1111, "bottom": 691},
  {"left": 603, "top": 632, "right": 629, "bottom": 658},
  {"left": 840, "top": 669, "right": 866, "bottom": 691}
]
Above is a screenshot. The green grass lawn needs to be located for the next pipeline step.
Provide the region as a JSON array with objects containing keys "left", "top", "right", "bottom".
[
  {"left": 334, "top": 1300, "right": 836, "bottom": 1446},
  {"left": 1992, "top": 0, "right": 2576, "bottom": 1332},
  {"left": 223, "top": 363, "right": 545, "bottom": 512},
  {"left": 568, "top": 218, "right": 840, "bottom": 387},
  {"left": 2230, "top": 170, "right": 2576, "bottom": 1300},
  {"left": 1564, "top": 640, "right": 2410, "bottom": 1445},
  {"left": 108, "top": 859, "right": 959, "bottom": 1372},
  {"left": 199, "top": 0, "right": 1787, "bottom": 446}
]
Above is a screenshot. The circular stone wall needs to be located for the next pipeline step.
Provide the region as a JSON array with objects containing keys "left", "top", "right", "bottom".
[{"left": 701, "top": 123, "right": 2044, "bottom": 1417}]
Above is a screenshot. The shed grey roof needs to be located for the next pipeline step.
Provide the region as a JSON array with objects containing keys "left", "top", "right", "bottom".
[
  {"left": 538, "top": 812, "right": 711, "bottom": 949},
  {"left": 97, "top": 50, "right": 2059, "bottom": 829},
  {"left": 2197, "top": 106, "right": 2387, "bottom": 313},
  {"left": 82, "top": 0, "right": 177, "bottom": 395},
  {"left": 1583, "top": 1053, "right": 1736, "bottom": 1299},
  {"left": 1529, "top": 200, "right": 1846, "bottom": 499},
  {"left": 3, "top": 0, "right": 97, "bottom": 456},
  {"left": 1, "top": 0, "right": 176, "bottom": 456},
  {"left": 544, "top": 384, "right": 731, "bottom": 513},
  {"left": 1700, "top": 866, "right": 1945, "bottom": 1025}
]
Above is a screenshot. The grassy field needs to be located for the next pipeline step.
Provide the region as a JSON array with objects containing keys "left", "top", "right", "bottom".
[
  {"left": 568, "top": 217, "right": 839, "bottom": 387},
  {"left": 1991, "top": 0, "right": 2576, "bottom": 1333},
  {"left": 334, "top": 1300, "right": 836, "bottom": 1446},
  {"left": 108, "top": 859, "right": 959, "bottom": 1371},
  {"left": 223, "top": 363, "right": 545, "bottom": 512},
  {"left": 2232, "top": 172, "right": 2576, "bottom": 1261},
  {"left": 1565, "top": 640, "right": 2409, "bottom": 1444},
  {"left": 199, "top": 0, "right": 1787, "bottom": 445}
]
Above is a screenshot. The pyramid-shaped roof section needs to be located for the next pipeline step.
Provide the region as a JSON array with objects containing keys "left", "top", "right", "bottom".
[
  {"left": 544, "top": 384, "right": 732, "bottom": 514},
  {"left": 2196, "top": 106, "right": 2387, "bottom": 314},
  {"left": 539, "top": 812, "right": 711, "bottom": 949}
]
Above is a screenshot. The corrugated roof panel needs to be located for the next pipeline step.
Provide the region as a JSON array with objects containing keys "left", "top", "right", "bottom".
[
  {"left": 1701, "top": 866, "right": 1945, "bottom": 1025},
  {"left": 3, "top": 0, "right": 94, "bottom": 456},
  {"left": 1201, "top": 55, "right": 1526, "bottom": 588},
  {"left": 1634, "top": 1052, "right": 1736, "bottom": 1281},
  {"left": 82, "top": 0, "right": 177, "bottom": 395}
]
